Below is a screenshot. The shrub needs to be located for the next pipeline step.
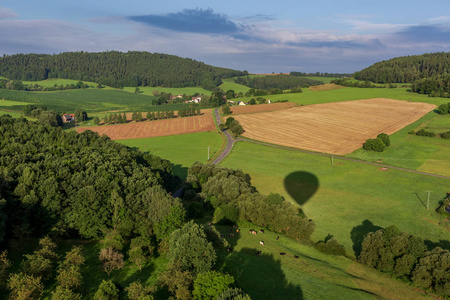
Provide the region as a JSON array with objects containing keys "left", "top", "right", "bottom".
[
  {"left": 377, "top": 133, "right": 390, "bottom": 147},
  {"left": 315, "top": 237, "right": 346, "bottom": 256},
  {"left": 363, "top": 138, "right": 386, "bottom": 152},
  {"left": 416, "top": 129, "right": 435, "bottom": 137},
  {"left": 437, "top": 103, "right": 450, "bottom": 115},
  {"left": 440, "top": 131, "right": 450, "bottom": 139}
]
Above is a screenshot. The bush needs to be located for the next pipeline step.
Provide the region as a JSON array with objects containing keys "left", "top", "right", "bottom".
[
  {"left": 315, "top": 237, "right": 346, "bottom": 256},
  {"left": 416, "top": 129, "right": 435, "bottom": 137},
  {"left": 377, "top": 133, "right": 390, "bottom": 147},
  {"left": 437, "top": 103, "right": 450, "bottom": 115},
  {"left": 440, "top": 131, "right": 450, "bottom": 139},
  {"left": 363, "top": 138, "right": 386, "bottom": 152}
]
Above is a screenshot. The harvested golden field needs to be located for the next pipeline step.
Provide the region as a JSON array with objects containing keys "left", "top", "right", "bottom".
[
  {"left": 234, "top": 98, "right": 435, "bottom": 155},
  {"left": 230, "top": 102, "right": 296, "bottom": 115},
  {"left": 309, "top": 83, "right": 346, "bottom": 92},
  {"left": 77, "top": 115, "right": 216, "bottom": 140}
]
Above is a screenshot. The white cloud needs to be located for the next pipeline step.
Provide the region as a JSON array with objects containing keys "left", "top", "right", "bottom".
[{"left": 0, "top": 7, "right": 18, "bottom": 19}]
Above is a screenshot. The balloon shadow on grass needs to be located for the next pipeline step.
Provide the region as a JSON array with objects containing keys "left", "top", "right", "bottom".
[{"left": 284, "top": 171, "right": 319, "bottom": 206}]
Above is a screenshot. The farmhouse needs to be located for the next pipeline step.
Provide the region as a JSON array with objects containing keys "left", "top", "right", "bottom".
[
  {"left": 62, "top": 114, "right": 75, "bottom": 122},
  {"left": 191, "top": 96, "right": 202, "bottom": 103},
  {"left": 238, "top": 101, "right": 247, "bottom": 106}
]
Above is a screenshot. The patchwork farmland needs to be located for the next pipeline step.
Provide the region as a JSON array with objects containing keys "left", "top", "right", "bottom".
[
  {"left": 233, "top": 98, "right": 435, "bottom": 155},
  {"left": 77, "top": 114, "right": 216, "bottom": 140}
]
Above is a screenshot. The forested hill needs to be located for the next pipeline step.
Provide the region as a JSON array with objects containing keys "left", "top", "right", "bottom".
[
  {"left": 353, "top": 52, "right": 450, "bottom": 83},
  {"left": 0, "top": 51, "right": 247, "bottom": 89}
]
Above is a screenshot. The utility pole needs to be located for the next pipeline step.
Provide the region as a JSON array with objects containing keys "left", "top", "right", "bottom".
[{"left": 426, "top": 191, "right": 432, "bottom": 210}]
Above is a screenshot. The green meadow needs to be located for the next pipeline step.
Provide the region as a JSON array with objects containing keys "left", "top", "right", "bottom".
[
  {"left": 238, "top": 87, "right": 448, "bottom": 106},
  {"left": 0, "top": 88, "right": 157, "bottom": 113},
  {"left": 22, "top": 78, "right": 102, "bottom": 88},
  {"left": 348, "top": 111, "right": 450, "bottom": 176},
  {"left": 220, "top": 79, "right": 251, "bottom": 94},
  {"left": 220, "top": 141, "right": 450, "bottom": 256},
  {"left": 121, "top": 86, "right": 211, "bottom": 96},
  {"left": 117, "top": 131, "right": 224, "bottom": 179}
]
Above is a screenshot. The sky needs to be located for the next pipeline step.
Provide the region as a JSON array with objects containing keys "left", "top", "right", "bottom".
[{"left": 1, "top": 0, "right": 450, "bottom": 73}]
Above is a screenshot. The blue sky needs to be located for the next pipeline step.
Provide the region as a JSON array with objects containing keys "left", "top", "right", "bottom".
[{"left": 1, "top": 0, "right": 450, "bottom": 73}]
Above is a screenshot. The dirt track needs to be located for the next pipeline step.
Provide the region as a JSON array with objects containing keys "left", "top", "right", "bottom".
[
  {"left": 77, "top": 115, "right": 216, "bottom": 140},
  {"left": 233, "top": 98, "right": 435, "bottom": 155}
]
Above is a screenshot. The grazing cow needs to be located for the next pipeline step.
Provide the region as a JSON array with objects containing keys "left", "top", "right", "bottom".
[
  {"left": 260, "top": 241, "right": 265, "bottom": 246},
  {"left": 252, "top": 231, "right": 257, "bottom": 235},
  {"left": 294, "top": 255, "right": 299, "bottom": 259},
  {"left": 249, "top": 229, "right": 254, "bottom": 234},
  {"left": 259, "top": 229, "right": 264, "bottom": 234},
  {"left": 256, "top": 251, "right": 261, "bottom": 256},
  {"left": 280, "top": 252, "right": 286, "bottom": 256},
  {"left": 276, "top": 236, "right": 279, "bottom": 241}
]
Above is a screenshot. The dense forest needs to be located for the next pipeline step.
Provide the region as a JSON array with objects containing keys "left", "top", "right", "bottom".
[
  {"left": 353, "top": 52, "right": 450, "bottom": 83},
  {"left": 234, "top": 75, "right": 322, "bottom": 90},
  {"left": 0, "top": 51, "right": 247, "bottom": 90},
  {"left": 411, "top": 75, "right": 450, "bottom": 97}
]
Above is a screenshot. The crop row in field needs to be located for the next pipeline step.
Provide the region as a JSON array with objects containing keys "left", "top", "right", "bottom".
[
  {"left": 78, "top": 115, "right": 216, "bottom": 140},
  {"left": 234, "top": 98, "right": 435, "bottom": 155}
]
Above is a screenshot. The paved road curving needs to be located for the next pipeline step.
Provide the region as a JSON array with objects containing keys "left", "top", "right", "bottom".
[{"left": 212, "top": 108, "right": 234, "bottom": 165}]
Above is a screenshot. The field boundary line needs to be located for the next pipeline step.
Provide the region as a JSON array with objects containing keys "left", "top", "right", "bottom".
[{"left": 236, "top": 139, "right": 450, "bottom": 180}]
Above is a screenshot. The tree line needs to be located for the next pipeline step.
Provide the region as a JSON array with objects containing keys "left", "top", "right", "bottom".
[
  {"left": 354, "top": 52, "right": 450, "bottom": 83},
  {"left": 359, "top": 225, "right": 450, "bottom": 298},
  {"left": 0, "top": 51, "right": 247, "bottom": 90},
  {"left": 235, "top": 75, "right": 322, "bottom": 90}
]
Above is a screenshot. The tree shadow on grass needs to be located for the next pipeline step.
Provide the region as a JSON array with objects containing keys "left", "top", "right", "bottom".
[
  {"left": 222, "top": 247, "right": 303, "bottom": 300},
  {"left": 172, "top": 163, "right": 188, "bottom": 180},
  {"left": 425, "top": 239, "right": 450, "bottom": 251},
  {"left": 284, "top": 171, "right": 319, "bottom": 206},
  {"left": 350, "top": 220, "right": 383, "bottom": 257}
]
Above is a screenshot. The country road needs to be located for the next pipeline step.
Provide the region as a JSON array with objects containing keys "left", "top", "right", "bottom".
[{"left": 212, "top": 108, "right": 234, "bottom": 165}]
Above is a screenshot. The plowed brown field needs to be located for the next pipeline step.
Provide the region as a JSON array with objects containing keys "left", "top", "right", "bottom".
[
  {"left": 309, "top": 83, "right": 346, "bottom": 92},
  {"left": 77, "top": 115, "right": 216, "bottom": 140},
  {"left": 233, "top": 98, "right": 435, "bottom": 155},
  {"left": 230, "top": 102, "right": 296, "bottom": 114}
]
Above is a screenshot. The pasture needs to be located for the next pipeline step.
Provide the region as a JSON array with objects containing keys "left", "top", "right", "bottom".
[
  {"left": 77, "top": 115, "right": 216, "bottom": 140},
  {"left": 235, "top": 87, "right": 449, "bottom": 107},
  {"left": 234, "top": 98, "right": 435, "bottom": 155},
  {"left": 121, "top": 86, "right": 211, "bottom": 96},
  {"left": 117, "top": 131, "right": 223, "bottom": 179},
  {"left": 220, "top": 78, "right": 251, "bottom": 94},
  {"left": 217, "top": 225, "right": 435, "bottom": 300},
  {"left": 0, "top": 89, "right": 157, "bottom": 112},
  {"left": 220, "top": 141, "right": 450, "bottom": 255},
  {"left": 349, "top": 111, "right": 450, "bottom": 176}
]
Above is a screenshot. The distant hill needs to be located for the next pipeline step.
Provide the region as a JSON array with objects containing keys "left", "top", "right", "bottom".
[
  {"left": 354, "top": 52, "right": 450, "bottom": 83},
  {"left": 0, "top": 51, "right": 247, "bottom": 90}
]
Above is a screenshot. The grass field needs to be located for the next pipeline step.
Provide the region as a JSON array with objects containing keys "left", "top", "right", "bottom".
[
  {"left": 217, "top": 224, "right": 435, "bottom": 300},
  {"left": 348, "top": 111, "right": 450, "bottom": 176},
  {"left": 221, "top": 141, "right": 450, "bottom": 256},
  {"left": 220, "top": 79, "right": 251, "bottom": 94},
  {"left": 0, "top": 99, "right": 32, "bottom": 106},
  {"left": 121, "top": 86, "right": 211, "bottom": 96},
  {"left": 237, "top": 87, "right": 449, "bottom": 107},
  {"left": 117, "top": 131, "right": 223, "bottom": 178},
  {"left": 0, "top": 89, "right": 158, "bottom": 113},
  {"left": 22, "top": 78, "right": 102, "bottom": 88}
]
